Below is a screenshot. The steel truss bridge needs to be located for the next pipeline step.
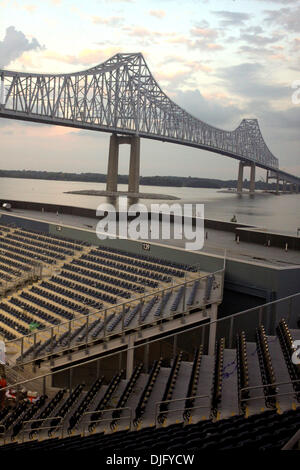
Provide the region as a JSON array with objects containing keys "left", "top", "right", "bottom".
[{"left": 0, "top": 52, "right": 299, "bottom": 188}]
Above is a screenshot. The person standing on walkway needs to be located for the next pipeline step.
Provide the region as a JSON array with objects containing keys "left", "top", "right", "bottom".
[{"left": 0, "top": 375, "right": 7, "bottom": 409}]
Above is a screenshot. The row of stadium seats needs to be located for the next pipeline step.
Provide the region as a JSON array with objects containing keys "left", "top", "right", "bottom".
[
  {"left": 49, "top": 384, "right": 85, "bottom": 436},
  {"left": 68, "top": 377, "right": 104, "bottom": 433},
  {"left": 93, "top": 244, "right": 192, "bottom": 272},
  {"left": 62, "top": 263, "right": 145, "bottom": 294},
  {"left": 0, "top": 240, "right": 57, "bottom": 265},
  {"left": 30, "top": 389, "right": 66, "bottom": 437},
  {"left": 134, "top": 358, "right": 162, "bottom": 426},
  {"left": 92, "top": 246, "right": 184, "bottom": 278},
  {"left": 0, "top": 408, "right": 299, "bottom": 451},
  {"left": 89, "top": 370, "right": 124, "bottom": 432},
  {"left": 154, "top": 291, "right": 172, "bottom": 317},
  {"left": 39, "top": 280, "right": 103, "bottom": 308},
  {"left": 236, "top": 331, "right": 249, "bottom": 414},
  {"left": 0, "top": 311, "right": 28, "bottom": 336},
  {"left": 184, "top": 346, "right": 203, "bottom": 421},
  {"left": 50, "top": 276, "right": 121, "bottom": 303},
  {"left": 58, "top": 270, "right": 132, "bottom": 299},
  {"left": 0, "top": 302, "right": 46, "bottom": 330},
  {"left": 71, "top": 258, "right": 159, "bottom": 289},
  {"left": 0, "top": 255, "right": 31, "bottom": 273},
  {"left": 82, "top": 253, "right": 172, "bottom": 283},
  {"left": 187, "top": 279, "right": 200, "bottom": 306},
  {"left": 4, "top": 234, "right": 67, "bottom": 260},
  {"left": 11, "top": 395, "right": 47, "bottom": 438},
  {"left": 0, "top": 324, "right": 16, "bottom": 341},
  {"left": 16, "top": 227, "right": 89, "bottom": 249},
  {"left": 0, "top": 250, "right": 37, "bottom": 269},
  {"left": 211, "top": 337, "right": 225, "bottom": 418},
  {"left": 276, "top": 319, "right": 300, "bottom": 399},
  {"left": 6, "top": 233, "right": 73, "bottom": 257},
  {"left": 111, "top": 363, "right": 144, "bottom": 429},
  {"left": 204, "top": 274, "right": 215, "bottom": 302},
  {"left": 31, "top": 285, "right": 88, "bottom": 315},
  {"left": 256, "top": 324, "right": 277, "bottom": 408},
  {"left": 0, "top": 259, "right": 23, "bottom": 277},
  {"left": 11, "top": 296, "right": 66, "bottom": 324},
  {"left": 158, "top": 352, "right": 183, "bottom": 424},
  {"left": 0, "top": 224, "right": 12, "bottom": 233}
]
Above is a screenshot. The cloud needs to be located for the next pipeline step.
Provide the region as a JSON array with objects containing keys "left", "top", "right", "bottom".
[
  {"left": 124, "top": 26, "right": 159, "bottom": 38},
  {"left": 239, "top": 32, "right": 284, "bottom": 46},
  {"left": 218, "top": 62, "right": 291, "bottom": 101},
  {"left": 0, "top": 26, "right": 43, "bottom": 67},
  {"left": 191, "top": 26, "right": 218, "bottom": 39},
  {"left": 92, "top": 15, "right": 123, "bottom": 26},
  {"left": 212, "top": 11, "right": 251, "bottom": 27},
  {"left": 264, "top": 6, "right": 300, "bottom": 33},
  {"left": 149, "top": 10, "right": 166, "bottom": 19},
  {"left": 42, "top": 47, "right": 120, "bottom": 67},
  {"left": 174, "top": 89, "right": 244, "bottom": 129},
  {"left": 256, "top": 0, "right": 298, "bottom": 3},
  {"left": 23, "top": 4, "right": 37, "bottom": 13},
  {"left": 237, "top": 45, "right": 288, "bottom": 63}
]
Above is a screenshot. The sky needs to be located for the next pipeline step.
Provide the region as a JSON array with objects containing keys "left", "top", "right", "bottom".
[{"left": 0, "top": 0, "right": 299, "bottom": 180}]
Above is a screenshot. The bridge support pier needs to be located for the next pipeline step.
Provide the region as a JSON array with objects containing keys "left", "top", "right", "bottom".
[
  {"left": 106, "top": 134, "right": 140, "bottom": 194},
  {"left": 128, "top": 136, "right": 140, "bottom": 193},
  {"left": 283, "top": 180, "right": 287, "bottom": 192},
  {"left": 249, "top": 163, "right": 256, "bottom": 196},
  {"left": 276, "top": 174, "right": 280, "bottom": 194},
  {"left": 237, "top": 161, "right": 256, "bottom": 195},
  {"left": 106, "top": 134, "right": 119, "bottom": 192},
  {"left": 237, "top": 161, "right": 244, "bottom": 195}
]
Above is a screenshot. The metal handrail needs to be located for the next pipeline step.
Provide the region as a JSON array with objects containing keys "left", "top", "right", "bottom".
[
  {"left": 21, "top": 415, "right": 64, "bottom": 443},
  {"left": 154, "top": 394, "right": 210, "bottom": 427},
  {"left": 239, "top": 378, "right": 300, "bottom": 406},
  {"left": 82, "top": 407, "right": 132, "bottom": 436},
  {"left": 12, "top": 268, "right": 224, "bottom": 365},
  {"left": 282, "top": 428, "right": 300, "bottom": 450}
]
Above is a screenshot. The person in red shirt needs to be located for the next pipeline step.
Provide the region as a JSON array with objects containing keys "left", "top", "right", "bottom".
[{"left": 0, "top": 375, "right": 7, "bottom": 409}]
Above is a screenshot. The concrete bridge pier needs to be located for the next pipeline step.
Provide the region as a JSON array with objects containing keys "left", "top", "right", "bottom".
[
  {"left": 106, "top": 134, "right": 141, "bottom": 194},
  {"left": 106, "top": 134, "right": 119, "bottom": 192},
  {"left": 276, "top": 174, "right": 280, "bottom": 194},
  {"left": 249, "top": 163, "right": 256, "bottom": 196},
  {"left": 237, "top": 161, "right": 256, "bottom": 195},
  {"left": 128, "top": 136, "right": 140, "bottom": 193},
  {"left": 237, "top": 161, "right": 245, "bottom": 195},
  {"left": 283, "top": 180, "right": 287, "bottom": 193}
]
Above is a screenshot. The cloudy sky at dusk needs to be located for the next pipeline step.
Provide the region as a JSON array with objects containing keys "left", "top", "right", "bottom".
[{"left": 0, "top": 0, "right": 299, "bottom": 180}]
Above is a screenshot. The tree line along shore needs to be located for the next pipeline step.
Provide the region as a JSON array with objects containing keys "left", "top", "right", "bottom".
[{"left": 0, "top": 170, "right": 278, "bottom": 190}]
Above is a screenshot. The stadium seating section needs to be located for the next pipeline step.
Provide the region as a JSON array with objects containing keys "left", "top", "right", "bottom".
[{"left": 0, "top": 319, "right": 299, "bottom": 450}]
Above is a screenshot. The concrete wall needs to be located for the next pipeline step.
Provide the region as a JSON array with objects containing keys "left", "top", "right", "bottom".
[{"left": 236, "top": 227, "right": 300, "bottom": 251}]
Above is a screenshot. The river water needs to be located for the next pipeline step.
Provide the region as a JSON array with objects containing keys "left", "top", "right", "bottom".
[{"left": 0, "top": 177, "right": 299, "bottom": 236}]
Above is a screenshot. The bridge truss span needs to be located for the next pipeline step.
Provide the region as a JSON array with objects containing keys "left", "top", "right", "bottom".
[{"left": 0, "top": 53, "right": 279, "bottom": 170}]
